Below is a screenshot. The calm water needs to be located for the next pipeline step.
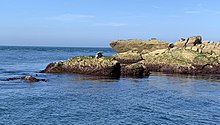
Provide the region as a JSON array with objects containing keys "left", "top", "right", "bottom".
[{"left": 0, "top": 46, "right": 220, "bottom": 125}]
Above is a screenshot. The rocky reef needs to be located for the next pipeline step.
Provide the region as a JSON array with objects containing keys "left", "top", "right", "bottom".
[
  {"left": 42, "top": 56, "right": 150, "bottom": 78},
  {"left": 110, "top": 36, "right": 220, "bottom": 74},
  {"left": 42, "top": 35, "right": 220, "bottom": 77}
]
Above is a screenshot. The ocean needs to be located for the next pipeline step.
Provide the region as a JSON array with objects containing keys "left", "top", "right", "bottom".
[{"left": 0, "top": 46, "right": 220, "bottom": 125}]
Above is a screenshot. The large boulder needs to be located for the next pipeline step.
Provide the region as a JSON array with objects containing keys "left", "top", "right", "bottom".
[
  {"left": 110, "top": 39, "right": 169, "bottom": 53},
  {"left": 175, "top": 36, "right": 202, "bottom": 48},
  {"left": 41, "top": 56, "right": 121, "bottom": 78},
  {"left": 113, "top": 51, "right": 143, "bottom": 64}
]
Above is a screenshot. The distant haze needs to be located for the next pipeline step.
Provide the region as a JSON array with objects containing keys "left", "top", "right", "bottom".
[{"left": 0, "top": 0, "right": 220, "bottom": 47}]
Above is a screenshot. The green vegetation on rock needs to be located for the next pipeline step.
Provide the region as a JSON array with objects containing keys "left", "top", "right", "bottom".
[
  {"left": 64, "top": 56, "right": 118, "bottom": 67},
  {"left": 43, "top": 36, "right": 220, "bottom": 76},
  {"left": 43, "top": 56, "right": 121, "bottom": 77},
  {"left": 141, "top": 49, "right": 220, "bottom": 66},
  {"left": 67, "top": 56, "right": 116, "bottom": 62}
]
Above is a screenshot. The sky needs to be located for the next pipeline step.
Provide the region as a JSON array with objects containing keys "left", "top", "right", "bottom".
[{"left": 0, "top": 0, "right": 220, "bottom": 47}]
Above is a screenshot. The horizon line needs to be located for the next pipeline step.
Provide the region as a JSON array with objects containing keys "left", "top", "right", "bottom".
[{"left": 0, "top": 44, "right": 112, "bottom": 48}]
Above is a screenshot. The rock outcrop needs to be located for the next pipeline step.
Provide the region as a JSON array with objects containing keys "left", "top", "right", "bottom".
[
  {"left": 42, "top": 56, "right": 150, "bottom": 78},
  {"left": 41, "top": 56, "right": 121, "bottom": 78},
  {"left": 140, "top": 49, "right": 220, "bottom": 74},
  {"left": 110, "top": 39, "right": 169, "bottom": 53},
  {"left": 184, "top": 44, "right": 220, "bottom": 56},
  {"left": 41, "top": 35, "right": 220, "bottom": 77},
  {"left": 175, "top": 36, "right": 202, "bottom": 48},
  {"left": 175, "top": 36, "right": 220, "bottom": 55},
  {"left": 110, "top": 36, "right": 220, "bottom": 75},
  {"left": 199, "top": 41, "right": 220, "bottom": 55}
]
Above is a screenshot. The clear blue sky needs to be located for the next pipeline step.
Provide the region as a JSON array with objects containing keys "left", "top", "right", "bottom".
[{"left": 0, "top": 0, "right": 220, "bottom": 47}]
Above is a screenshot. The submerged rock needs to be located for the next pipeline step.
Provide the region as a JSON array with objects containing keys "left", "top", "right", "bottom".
[
  {"left": 6, "top": 77, "right": 21, "bottom": 81},
  {"left": 22, "top": 76, "right": 41, "bottom": 82},
  {"left": 6, "top": 75, "right": 47, "bottom": 82}
]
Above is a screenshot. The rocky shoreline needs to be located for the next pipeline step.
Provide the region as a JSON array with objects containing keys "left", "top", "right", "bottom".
[{"left": 41, "top": 36, "right": 220, "bottom": 77}]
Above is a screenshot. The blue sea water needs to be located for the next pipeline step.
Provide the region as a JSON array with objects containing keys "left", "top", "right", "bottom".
[{"left": 0, "top": 46, "right": 220, "bottom": 125}]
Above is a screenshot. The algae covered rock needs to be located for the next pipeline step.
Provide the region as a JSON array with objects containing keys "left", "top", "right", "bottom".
[
  {"left": 41, "top": 35, "right": 220, "bottom": 76},
  {"left": 42, "top": 56, "right": 150, "bottom": 77},
  {"left": 108, "top": 35, "right": 220, "bottom": 75},
  {"left": 110, "top": 39, "right": 169, "bottom": 53},
  {"left": 121, "top": 63, "right": 150, "bottom": 77},
  {"left": 140, "top": 49, "right": 220, "bottom": 74},
  {"left": 42, "top": 56, "right": 121, "bottom": 77},
  {"left": 142, "top": 49, "right": 219, "bottom": 66}
]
